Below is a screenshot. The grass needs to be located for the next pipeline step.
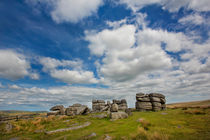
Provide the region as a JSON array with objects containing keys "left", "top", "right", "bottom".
[{"left": 0, "top": 100, "right": 210, "bottom": 140}]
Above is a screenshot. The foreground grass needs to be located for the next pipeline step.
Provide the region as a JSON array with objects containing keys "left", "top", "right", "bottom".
[{"left": 0, "top": 108, "right": 210, "bottom": 140}]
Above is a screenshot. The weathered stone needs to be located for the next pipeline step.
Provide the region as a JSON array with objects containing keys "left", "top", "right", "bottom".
[
  {"left": 50, "top": 105, "right": 64, "bottom": 111},
  {"left": 136, "top": 93, "right": 145, "bottom": 98},
  {"left": 152, "top": 102, "right": 162, "bottom": 107},
  {"left": 66, "top": 104, "right": 90, "bottom": 116},
  {"left": 47, "top": 111, "right": 59, "bottom": 116},
  {"left": 92, "top": 100, "right": 106, "bottom": 112},
  {"left": 110, "top": 112, "right": 128, "bottom": 120},
  {"left": 150, "top": 97, "right": 161, "bottom": 102},
  {"left": 121, "top": 99, "right": 127, "bottom": 104},
  {"left": 113, "top": 100, "right": 121, "bottom": 104},
  {"left": 110, "top": 104, "right": 118, "bottom": 112},
  {"left": 149, "top": 93, "right": 165, "bottom": 98},
  {"left": 135, "top": 102, "right": 152, "bottom": 110},
  {"left": 97, "top": 100, "right": 105, "bottom": 103},
  {"left": 160, "top": 98, "right": 166, "bottom": 104},
  {"left": 92, "top": 100, "right": 97, "bottom": 103},
  {"left": 50, "top": 105, "right": 65, "bottom": 115},
  {"left": 136, "top": 97, "right": 150, "bottom": 102}
]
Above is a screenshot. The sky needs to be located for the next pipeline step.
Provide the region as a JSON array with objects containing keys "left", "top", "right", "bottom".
[{"left": 0, "top": 0, "right": 210, "bottom": 111}]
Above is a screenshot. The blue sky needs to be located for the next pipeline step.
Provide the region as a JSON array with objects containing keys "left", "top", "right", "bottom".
[{"left": 0, "top": 0, "right": 210, "bottom": 111}]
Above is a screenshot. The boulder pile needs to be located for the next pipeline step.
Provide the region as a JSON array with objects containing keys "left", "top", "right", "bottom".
[
  {"left": 110, "top": 103, "right": 128, "bottom": 120},
  {"left": 92, "top": 99, "right": 128, "bottom": 112},
  {"left": 92, "top": 100, "right": 107, "bottom": 112},
  {"left": 65, "top": 104, "right": 91, "bottom": 116},
  {"left": 113, "top": 99, "right": 128, "bottom": 111},
  {"left": 136, "top": 93, "right": 166, "bottom": 111},
  {"left": 47, "top": 104, "right": 91, "bottom": 116},
  {"left": 48, "top": 105, "right": 65, "bottom": 115}
]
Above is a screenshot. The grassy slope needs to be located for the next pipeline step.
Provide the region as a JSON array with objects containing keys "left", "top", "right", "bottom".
[
  {"left": 167, "top": 100, "right": 210, "bottom": 108},
  {"left": 0, "top": 100, "right": 210, "bottom": 140}
]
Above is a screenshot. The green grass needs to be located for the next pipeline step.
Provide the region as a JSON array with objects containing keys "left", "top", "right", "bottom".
[{"left": 0, "top": 108, "right": 210, "bottom": 140}]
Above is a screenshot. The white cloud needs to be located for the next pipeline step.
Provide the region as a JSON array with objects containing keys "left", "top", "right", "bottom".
[
  {"left": 8, "top": 84, "right": 22, "bottom": 90},
  {"left": 0, "top": 50, "right": 30, "bottom": 80},
  {"left": 51, "top": 69, "right": 98, "bottom": 84},
  {"left": 27, "top": 0, "right": 103, "bottom": 23},
  {"left": 179, "top": 13, "right": 206, "bottom": 25},
  {"left": 118, "top": 0, "right": 210, "bottom": 12},
  {"left": 40, "top": 57, "right": 98, "bottom": 84},
  {"left": 29, "top": 73, "right": 40, "bottom": 80},
  {"left": 137, "top": 28, "right": 192, "bottom": 52},
  {"left": 40, "top": 57, "right": 83, "bottom": 72},
  {"left": 86, "top": 24, "right": 172, "bottom": 83}
]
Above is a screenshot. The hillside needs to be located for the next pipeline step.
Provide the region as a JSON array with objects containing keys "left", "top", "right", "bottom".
[{"left": 167, "top": 99, "right": 210, "bottom": 108}]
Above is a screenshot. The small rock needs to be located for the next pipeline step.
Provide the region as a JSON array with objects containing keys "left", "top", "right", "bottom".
[
  {"left": 104, "top": 134, "right": 112, "bottom": 140},
  {"left": 89, "top": 132, "right": 97, "bottom": 137},
  {"left": 161, "top": 112, "right": 168, "bottom": 115}
]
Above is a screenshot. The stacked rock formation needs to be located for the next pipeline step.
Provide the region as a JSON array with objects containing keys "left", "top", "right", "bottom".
[
  {"left": 92, "top": 100, "right": 108, "bottom": 112},
  {"left": 113, "top": 99, "right": 128, "bottom": 111},
  {"left": 136, "top": 93, "right": 166, "bottom": 111}
]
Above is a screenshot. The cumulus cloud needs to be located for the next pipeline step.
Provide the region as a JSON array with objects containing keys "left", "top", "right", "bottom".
[
  {"left": 0, "top": 50, "right": 30, "bottom": 80},
  {"left": 26, "top": 0, "right": 103, "bottom": 23},
  {"left": 40, "top": 57, "right": 98, "bottom": 84},
  {"left": 85, "top": 24, "right": 176, "bottom": 83},
  {"left": 51, "top": 0, "right": 103, "bottom": 23},
  {"left": 137, "top": 28, "right": 192, "bottom": 52},
  {"left": 118, "top": 0, "right": 210, "bottom": 12}
]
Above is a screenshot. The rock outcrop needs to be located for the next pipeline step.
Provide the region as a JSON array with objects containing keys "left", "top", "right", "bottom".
[
  {"left": 109, "top": 103, "right": 128, "bottom": 120},
  {"left": 66, "top": 104, "right": 91, "bottom": 116},
  {"left": 48, "top": 104, "right": 91, "bottom": 116},
  {"left": 110, "top": 103, "right": 118, "bottom": 112},
  {"left": 113, "top": 99, "right": 128, "bottom": 111},
  {"left": 136, "top": 93, "right": 166, "bottom": 111},
  {"left": 49, "top": 105, "right": 65, "bottom": 115},
  {"left": 92, "top": 100, "right": 107, "bottom": 112}
]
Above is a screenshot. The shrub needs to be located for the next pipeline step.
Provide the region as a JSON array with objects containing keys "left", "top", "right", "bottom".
[{"left": 140, "top": 119, "right": 151, "bottom": 130}]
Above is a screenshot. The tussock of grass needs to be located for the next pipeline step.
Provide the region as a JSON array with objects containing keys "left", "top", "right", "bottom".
[{"left": 184, "top": 109, "right": 206, "bottom": 115}]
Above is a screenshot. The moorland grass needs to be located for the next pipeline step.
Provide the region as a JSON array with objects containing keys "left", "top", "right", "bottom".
[{"left": 0, "top": 108, "right": 210, "bottom": 140}]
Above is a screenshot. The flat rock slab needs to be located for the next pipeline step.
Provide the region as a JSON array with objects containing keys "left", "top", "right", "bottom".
[{"left": 45, "top": 122, "right": 91, "bottom": 134}]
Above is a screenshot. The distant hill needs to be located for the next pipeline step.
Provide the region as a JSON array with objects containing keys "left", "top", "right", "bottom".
[{"left": 167, "top": 99, "right": 210, "bottom": 108}]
